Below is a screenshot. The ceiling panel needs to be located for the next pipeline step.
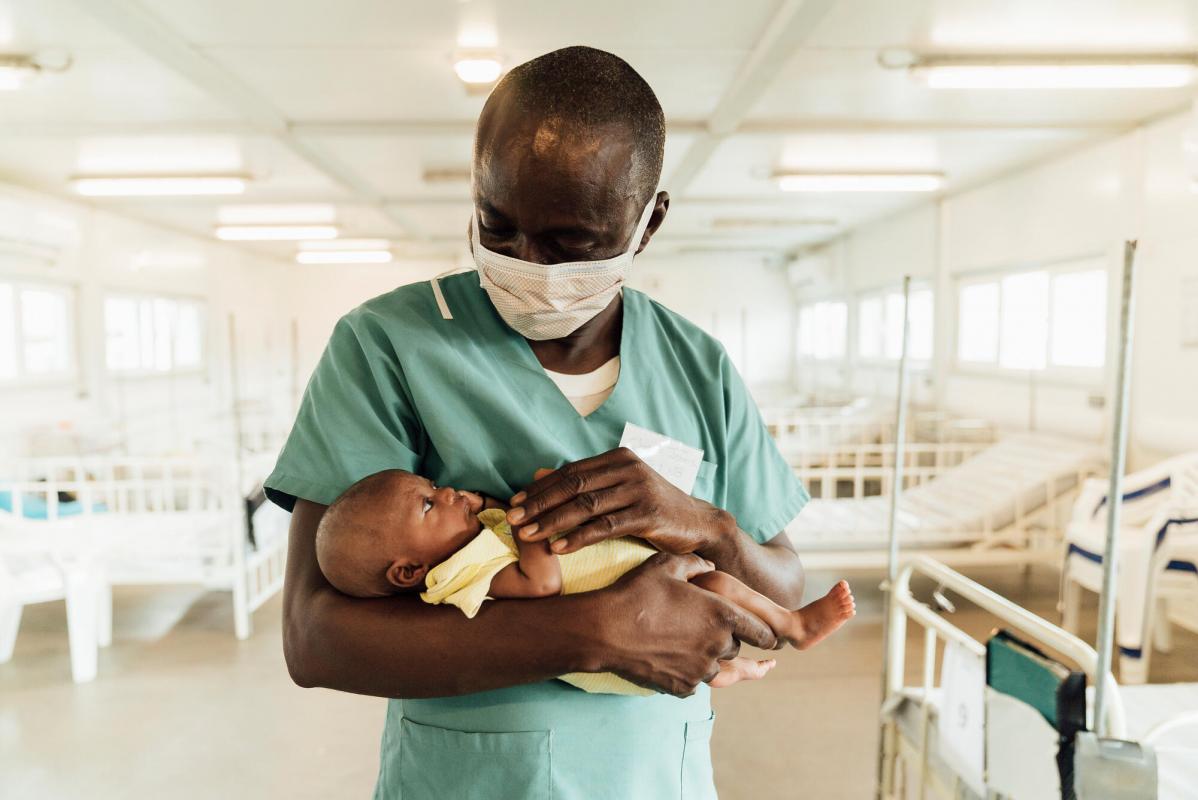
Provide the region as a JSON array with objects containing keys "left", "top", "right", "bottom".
[
  {"left": 143, "top": 0, "right": 779, "bottom": 51},
  {"left": 807, "top": 0, "right": 1198, "bottom": 50},
  {"left": 0, "top": 0, "right": 129, "bottom": 48},
  {"left": 0, "top": 47, "right": 239, "bottom": 122}
]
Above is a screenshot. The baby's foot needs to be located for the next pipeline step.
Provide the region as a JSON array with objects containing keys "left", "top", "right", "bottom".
[
  {"left": 707, "top": 656, "right": 777, "bottom": 688},
  {"left": 789, "top": 580, "right": 856, "bottom": 650}
]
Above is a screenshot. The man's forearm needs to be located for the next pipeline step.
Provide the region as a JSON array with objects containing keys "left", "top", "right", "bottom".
[
  {"left": 696, "top": 509, "right": 805, "bottom": 610},
  {"left": 286, "top": 585, "right": 606, "bottom": 698}
]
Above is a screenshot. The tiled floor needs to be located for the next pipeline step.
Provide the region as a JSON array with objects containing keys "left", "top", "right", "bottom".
[{"left": 3, "top": 566, "right": 1196, "bottom": 799}]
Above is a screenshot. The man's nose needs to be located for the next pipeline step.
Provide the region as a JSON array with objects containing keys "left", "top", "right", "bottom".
[{"left": 502, "top": 233, "right": 555, "bottom": 265}]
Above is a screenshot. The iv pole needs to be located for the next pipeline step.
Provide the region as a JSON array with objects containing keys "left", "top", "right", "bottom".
[
  {"left": 875, "top": 275, "right": 913, "bottom": 797},
  {"left": 1093, "top": 241, "right": 1138, "bottom": 735}
]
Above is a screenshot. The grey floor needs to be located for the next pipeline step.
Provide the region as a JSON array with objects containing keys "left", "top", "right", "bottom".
[{"left": 3, "top": 567, "right": 1196, "bottom": 799}]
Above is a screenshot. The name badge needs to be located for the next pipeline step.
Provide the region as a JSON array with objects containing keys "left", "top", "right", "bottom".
[{"left": 618, "top": 422, "right": 704, "bottom": 495}]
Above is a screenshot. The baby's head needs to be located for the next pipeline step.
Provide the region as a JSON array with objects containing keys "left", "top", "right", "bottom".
[{"left": 317, "top": 470, "right": 485, "bottom": 598}]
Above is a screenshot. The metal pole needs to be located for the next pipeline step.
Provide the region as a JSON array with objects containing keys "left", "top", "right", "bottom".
[
  {"left": 1093, "top": 242, "right": 1138, "bottom": 736},
  {"left": 876, "top": 275, "right": 913, "bottom": 797},
  {"left": 227, "top": 314, "right": 246, "bottom": 496}
]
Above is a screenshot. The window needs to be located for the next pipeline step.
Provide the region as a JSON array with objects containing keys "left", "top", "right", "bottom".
[
  {"left": 0, "top": 281, "right": 74, "bottom": 382},
  {"left": 797, "top": 300, "right": 847, "bottom": 360},
  {"left": 105, "top": 294, "right": 205, "bottom": 373},
  {"left": 1051, "top": 270, "right": 1107, "bottom": 368},
  {"left": 956, "top": 261, "right": 1107, "bottom": 374},
  {"left": 857, "top": 287, "right": 934, "bottom": 361}
]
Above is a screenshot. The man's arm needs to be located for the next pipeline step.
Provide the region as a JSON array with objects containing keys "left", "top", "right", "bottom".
[{"left": 282, "top": 499, "right": 778, "bottom": 698}]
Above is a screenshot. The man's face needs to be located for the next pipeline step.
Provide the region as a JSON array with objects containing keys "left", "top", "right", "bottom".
[{"left": 471, "top": 94, "right": 659, "bottom": 265}]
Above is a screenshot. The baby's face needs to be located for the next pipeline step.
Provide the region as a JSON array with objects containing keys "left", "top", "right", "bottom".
[{"left": 389, "top": 473, "right": 486, "bottom": 566}]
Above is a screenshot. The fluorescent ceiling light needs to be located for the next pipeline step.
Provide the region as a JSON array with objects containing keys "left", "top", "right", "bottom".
[
  {"left": 72, "top": 175, "right": 249, "bottom": 196},
  {"left": 711, "top": 217, "right": 838, "bottom": 230},
  {"left": 299, "top": 238, "right": 389, "bottom": 251},
  {"left": 775, "top": 172, "right": 944, "bottom": 193},
  {"left": 0, "top": 63, "right": 35, "bottom": 91},
  {"left": 218, "top": 204, "right": 336, "bottom": 224},
  {"left": 215, "top": 225, "right": 338, "bottom": 241},
  {"left": 296, "top": 250, "right": 393, "bottom": 265},
  {"left": 898, "top": 52, "right": 1198, "bottom": 89},
  {"left": 920, "top": 63, "right": 1195, "bottom": 89},
  {"left": 454, "top": 56, "right": 502, "bottom": 85},
  {"left": 0, "top": 52, "right": 71, "bottom": 91}
]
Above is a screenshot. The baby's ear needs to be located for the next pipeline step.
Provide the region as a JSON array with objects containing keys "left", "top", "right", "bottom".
[{"left": 385, "top": 560, "right": 428, "bottom": 590}]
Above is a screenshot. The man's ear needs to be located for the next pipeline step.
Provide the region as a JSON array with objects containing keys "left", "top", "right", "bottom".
[{"left": 385, "top": 560, "right": 428, "bottom": 590}]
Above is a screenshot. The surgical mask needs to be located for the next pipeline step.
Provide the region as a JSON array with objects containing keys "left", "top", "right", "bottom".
[{"left": 471, "top": 196, "right": 657, "bottom": 341}]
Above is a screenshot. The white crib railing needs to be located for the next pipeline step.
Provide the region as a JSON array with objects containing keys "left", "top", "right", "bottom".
[{"left": 791, "top": 442, "right": 991, "bottom": 500}]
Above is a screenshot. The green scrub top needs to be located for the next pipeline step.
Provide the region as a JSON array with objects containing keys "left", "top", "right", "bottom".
[{"left": 266, "top": 271, "right": 809, "bottom": 800}]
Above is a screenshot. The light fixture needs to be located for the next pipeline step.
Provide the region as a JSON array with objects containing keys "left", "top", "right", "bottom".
[
  {"left": 218, "top": 204, "right": 336, "bottom": 224},
  {"left": 881, "top": 49, "right": 1198, "bottom": 89},
  {"left": 774, "top": 172, "right": 944, "bottom": 193},
  {"left": 453, "top": 52, "right": 503, "bottom": 86},
  {"left": 711, "top": 217, "right": 838, "bottom": 230},
  {"left": 296, "top": 250, "right": 393, "bottom": 265},
  {"left": 422, "top": 166, "right": 473, "bottom": 184},
  {"left": 296, "top": 238, "right": 392, "bottom": 263},
  {"left": 71, "top": 175, "right": 249, "bottom": 197},
  {"left": 0, "top": 51, "right": 72, "bottom": 91},
  {"left": 215, "top": 225, "right": 338, "bottom": 241}
]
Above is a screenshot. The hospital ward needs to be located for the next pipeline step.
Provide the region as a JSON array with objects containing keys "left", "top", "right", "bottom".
[{"left": 5, "top": 2, "right": 1198, "bottom": 798}]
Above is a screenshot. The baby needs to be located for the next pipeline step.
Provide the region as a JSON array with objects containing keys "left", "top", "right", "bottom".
[{"left": 316, "top": 468, "right": 856, "bottom": 695}]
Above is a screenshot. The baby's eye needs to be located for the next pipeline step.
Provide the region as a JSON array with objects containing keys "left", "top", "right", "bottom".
[{"left": 422, "top": 498, "right": 433, "bottom": 513}]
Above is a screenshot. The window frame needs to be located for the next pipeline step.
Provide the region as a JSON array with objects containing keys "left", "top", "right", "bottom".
[
  {"left": 796, "top": 297, "right": 849, "bottom": 363},
  {"left": 0, "top": 276, "right": 77, "bottom": 388},
  {"left": 853, "top": 282, "right": 935, "bottom": 368},
  {"left": 952, "top": 256, "right": 1110, "bottom": 386},
  {"left": 103, "top": 289, "right": 209, "bottom": 378}
]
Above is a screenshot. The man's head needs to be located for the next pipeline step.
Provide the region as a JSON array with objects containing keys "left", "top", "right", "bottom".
[
  {"left": 472, "top": 45, "right": 669, "bottom": 265},
  {"left": 316, "top": 470, "right": 485, "bottom": 598}
]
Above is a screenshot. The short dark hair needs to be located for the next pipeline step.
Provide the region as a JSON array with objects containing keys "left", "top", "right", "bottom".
[{"left": 484, "top": 45, "right": 666, "bottom": 204}]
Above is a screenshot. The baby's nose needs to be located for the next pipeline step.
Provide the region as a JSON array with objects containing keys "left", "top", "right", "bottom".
[{"left": 436, "top": 486, "right": 458, "bottom": 503}]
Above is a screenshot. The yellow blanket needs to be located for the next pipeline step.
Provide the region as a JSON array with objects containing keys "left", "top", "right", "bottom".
[{"left": 422, "top": 508, "right": 656, "bottom": 695}]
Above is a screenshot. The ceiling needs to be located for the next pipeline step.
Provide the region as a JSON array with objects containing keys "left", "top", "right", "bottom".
[{"left": 1, "top": 0, "right": 1196, "bottom": 262}]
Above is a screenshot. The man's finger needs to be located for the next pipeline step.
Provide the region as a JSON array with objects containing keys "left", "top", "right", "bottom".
[
  {"left": 551, "top": 506, "right": 639, "bottom": 553},
  {"left": 531, "top": 467, "right": 556, "bottom": 481},
  {"left": 509, "top": 463, "right": 636, "bottom": 528},
  {"left": 650, "top": 552, "right": 714, "bottom": 582},
  {"left": 519, "top": 487, "right": 632, "bottom": 542},
  {"left": 721, "top": 599, "right": 777, "bottom": 651},
  {"left": 510, "top": 447, "right": 638, "bottom": 506}
]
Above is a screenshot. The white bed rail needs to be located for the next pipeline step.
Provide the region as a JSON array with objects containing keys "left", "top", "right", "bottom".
[
  {"left": 791, "top": 441, "right": 990, "bottom": 500},
  {"left": 882, "top": 556, "right": 1127, "bottom": 798}
]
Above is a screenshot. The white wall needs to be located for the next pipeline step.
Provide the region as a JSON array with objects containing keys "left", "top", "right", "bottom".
[
  {"left": 805, "top": 109, "right": 1198, "bottom": 466},
  {"left": 0, "top": 182, "right": 290, "bottom": 457},
  {"left": 628, "top": 252, "right": 796, "bottom": 395}
]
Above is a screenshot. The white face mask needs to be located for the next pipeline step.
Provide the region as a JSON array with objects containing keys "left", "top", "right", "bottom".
[{"left": 472, "top": 196, "right": 657, "bottom": 341}]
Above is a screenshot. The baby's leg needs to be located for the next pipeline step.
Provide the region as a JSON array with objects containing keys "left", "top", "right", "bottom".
[
  {"left": 708, "top": 656, "right": 777, "bottom": 688},
  {"left": 692, "top": 572, "right": 855, "bottom": 651}
]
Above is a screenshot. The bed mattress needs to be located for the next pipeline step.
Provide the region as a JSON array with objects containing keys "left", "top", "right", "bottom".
[{"left": 787, "top": 433, "right": 1102, "bottom": 551}]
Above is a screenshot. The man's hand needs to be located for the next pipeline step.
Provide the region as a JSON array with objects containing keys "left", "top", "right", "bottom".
[
  {"left": 593, "top": 553, "right": 779, "bottom": 696},
  {"left": 507, "top": 447, "right": 728, "bottom": 555}
]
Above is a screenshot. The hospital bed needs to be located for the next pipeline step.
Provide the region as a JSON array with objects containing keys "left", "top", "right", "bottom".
[
  {"left": 1061, "top": 452, "right": 1198, "bottom": 684},
  {"left": 882, "top": 556, "right": 1196, "bottom": 799},
  {"left": 0, "top": 455, "right": 288, "bottom": 682},
  {"left": 788, "top": 433, "right": 1105, "bottom": 570},
  {"left": 769, "top": 397, "right": 893, "bottom": 457}
]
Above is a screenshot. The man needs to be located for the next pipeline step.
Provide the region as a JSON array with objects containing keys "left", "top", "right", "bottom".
[{"left": 268, "top": 46, "right": 809, "bottom": 799}]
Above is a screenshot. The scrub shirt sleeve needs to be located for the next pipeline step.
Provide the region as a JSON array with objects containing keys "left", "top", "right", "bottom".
[
  {"left": 265, "top": 313, "right": 424, "bottom": 511},
  {"left": 717, "top": 351, "right": 810, "bottom": 544}
]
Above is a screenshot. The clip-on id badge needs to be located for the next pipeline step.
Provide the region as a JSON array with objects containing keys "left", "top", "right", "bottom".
[{"left": 618, "top": 422, "right": 704, "bottom": 495}]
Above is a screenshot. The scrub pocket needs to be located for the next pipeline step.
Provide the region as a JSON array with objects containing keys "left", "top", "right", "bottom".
[
  {"left": 680, "top": 713, "right": 718, "bottom": 800},
  {"left": 398, "top": 718, "right": 552, "bottom": 800},
  {"left": 692, "top": 460, "right": 719, "bottom": 504}
]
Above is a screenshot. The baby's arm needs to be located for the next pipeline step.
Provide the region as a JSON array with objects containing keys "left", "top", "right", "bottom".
[{"left": 489, "top": 534, "right": 563, "bottom": 599}]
